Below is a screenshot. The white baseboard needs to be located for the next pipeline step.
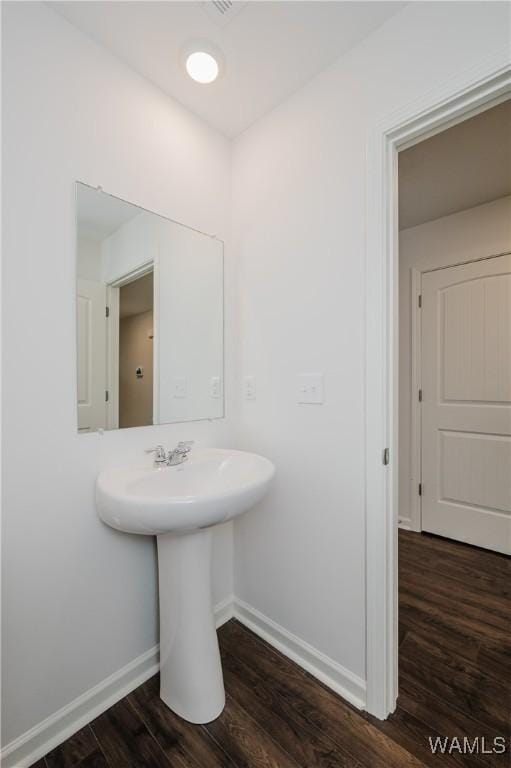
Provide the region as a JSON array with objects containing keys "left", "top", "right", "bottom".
[
  {"left": 232, "top": 597, "right": 366, "bottom": 710},
  {"left": 3, "top": 595, "right": 365, "bottom": 767},
  {"left": 1, "top": 597, "right": 233, "bottom": 768},
  {"left": 0, "top": 645, "right": 159, "bottom": 768},
  {"left": 214, "top": 593, "right": 235, "bottom": 627},
  {"left": 398, "top": 518, "right": 412, "bottom": 530}
]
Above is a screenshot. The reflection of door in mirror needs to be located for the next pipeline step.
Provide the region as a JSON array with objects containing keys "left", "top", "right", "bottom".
[
  {"left": 118, "top": 272, "right": 154, "bottom": 428},
  {"left": 77, "top": 277, "right": 106, "bottom": 432}
]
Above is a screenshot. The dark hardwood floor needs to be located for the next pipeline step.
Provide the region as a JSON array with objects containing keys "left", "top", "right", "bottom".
[{"left": 34, "top": 531, "right": 510, "bottom": 768}]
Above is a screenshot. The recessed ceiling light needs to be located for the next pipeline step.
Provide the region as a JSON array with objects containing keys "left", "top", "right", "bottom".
[{"left": 186, "top": 51, "right": 219, "bottom": 84}]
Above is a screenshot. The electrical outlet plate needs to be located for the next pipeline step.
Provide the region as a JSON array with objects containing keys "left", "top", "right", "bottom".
[
  {"left": 172, "top": 377, "right": 187, "bottom": 398},
  {"left": 298, "top": 373, "right": 324, "bottom": 404},
  {"left": 211, "top": 376, "right": 222, "bottom": 399},
  {"left": 244, "top": 376, "right": 256, "bottom": 400}
]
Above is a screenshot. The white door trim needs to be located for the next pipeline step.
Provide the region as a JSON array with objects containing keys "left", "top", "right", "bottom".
[
  {"left": 364, "top": 51, "right": 510, "bottom": 719},
  {"left": 409, "top": 267, "right": 422, "bottom": 532},
  {"left": 106, "top": 284, "right": 120, "bottom": 430}
]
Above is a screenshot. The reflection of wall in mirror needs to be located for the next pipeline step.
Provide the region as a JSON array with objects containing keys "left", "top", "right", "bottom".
[
  {"left": 158, "top": 220, "right": 224, "bottom": 423},
  {"left": 101, "top": 212, "right": 158, "bottom": 283},
  {"left": 77, "top": 238, "right": 102, "bottom": 281}
]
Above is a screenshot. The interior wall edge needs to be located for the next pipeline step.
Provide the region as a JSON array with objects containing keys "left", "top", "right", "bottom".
[{"left": 233, "top": 597, "right": 367, "bottom": 710}]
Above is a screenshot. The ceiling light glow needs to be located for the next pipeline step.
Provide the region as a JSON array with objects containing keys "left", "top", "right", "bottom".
[{"left": 186, "top": 51, "right": 219, "bottom": 84}]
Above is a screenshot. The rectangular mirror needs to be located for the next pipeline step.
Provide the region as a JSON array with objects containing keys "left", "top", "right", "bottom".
[{"left": 76, "top": 182, "right": 224, "bottom": 432}]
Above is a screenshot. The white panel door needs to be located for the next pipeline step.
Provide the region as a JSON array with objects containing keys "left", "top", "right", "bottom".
[
  {"left": 77, "top": 278, "right": 107, "bottom": 432},
  {"left": 421, "top": 254, "right": 511, "bottom": 554}
]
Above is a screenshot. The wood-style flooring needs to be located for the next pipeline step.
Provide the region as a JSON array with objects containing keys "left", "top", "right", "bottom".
[{"left": 33, "top": 530, "right": 510, "bottom": 768}]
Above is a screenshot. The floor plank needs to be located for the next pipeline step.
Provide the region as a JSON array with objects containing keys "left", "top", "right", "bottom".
[
  {"left": 221, "top": 643, "right": 363, "bottom": 768},
  {"left": 396, "top": 676, "right": 507, "bottom": 768},
  {"left": 399, "top": 631, "right": 509, "bottom": 732},
  {"left": 220, "top": 620, "right": 429, "bottom": 768},
  {"left": 392, "top": 530, "right": 511, "bottom": 767},
  {"left": 33, "top": 530, "right": 510, "bottom": 768},
  {"left": 44, "top": 727, "right": 107, "bottom": 768},
  {"left": 204, "top": 693, "right": 301, "bottom": 768},
  {"left": 128, "top": 674, "right": 236, "bottom": 768},
  {"left": 91, "top": 698, "right": 177, "bottom": 767}
]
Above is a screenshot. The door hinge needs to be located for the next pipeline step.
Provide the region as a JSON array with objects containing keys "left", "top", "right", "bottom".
[
  {"left": 382, "top": 447, "right": 390, "bottom": 466},
  {"left": 418, "top": 388, "right": 422, "bottom": 402},
  {"left": 418, "top": 294, "right": 422, "bottom": 308},
  {"left": 418, "top": 482, "right": 422, "bottom": 496},
  {"left": 105, "top": 390, "right": 109, "bottom": 402},
  {"left": 106, "top": 306, "right": 110, "bottom": 318}
]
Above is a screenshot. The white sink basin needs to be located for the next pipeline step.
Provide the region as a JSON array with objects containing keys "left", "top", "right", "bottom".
[
  {"left": 96, "top": 448, "right": 275, "bottom": 535},
  {"left": 96, "top": 448, "right": 274, "bottom": 725}
]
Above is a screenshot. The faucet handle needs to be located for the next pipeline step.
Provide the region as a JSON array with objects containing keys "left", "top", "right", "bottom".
[
  {"left": 176, "top": 441, "right": 194, "bottom": 453},
  {"left": 146, "top": 445, "right": 166, "bottom": 460}
]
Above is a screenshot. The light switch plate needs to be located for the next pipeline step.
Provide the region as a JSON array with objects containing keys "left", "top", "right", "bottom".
[
  {"left": 244, "top": 376, "right": 256, "bottom": 400},
  {"left": 172, "top": 377, "right": 187, "bottom": 398},
  {"left": 211, "top": 376, "right": 222, "bottom": 399},
  {"left": 298, "top": 373, "right": 324, "bottom": 404}
]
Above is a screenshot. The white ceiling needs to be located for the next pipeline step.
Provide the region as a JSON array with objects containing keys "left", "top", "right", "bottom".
[
  {"left": 399, "top": 99, "right": 511, "bottom": 230},
  {"left": 77, "top": 183, "right": 142, "bottom": 241},
  {"left": 49, "top": 1, "right": 405, "bottom": 137}
]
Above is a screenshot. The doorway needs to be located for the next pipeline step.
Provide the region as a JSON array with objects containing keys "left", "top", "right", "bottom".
[
  {"left": 389, "top": 100, "right": 511, "bottom": 756},
  {"left": 106, "top": 267, "right": 155, "bottom": 429},
  {"left": 398, "top": 101, "right": 511, "bottom": 553},
  {"left": 118, "top": 271, "right": 154, "bottom": 428},
  {"left": 364, "top": 64, "right": 511, "bottom": 720}
]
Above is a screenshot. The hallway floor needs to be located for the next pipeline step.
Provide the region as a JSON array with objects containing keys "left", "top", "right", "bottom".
[{"left": 33, "top": 531, "right": 510, "bottom": 768}]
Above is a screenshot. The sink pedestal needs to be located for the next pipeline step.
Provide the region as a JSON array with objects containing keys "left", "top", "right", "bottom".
[{"left": 157, "top": 528, "right": 225, "bottom": 724}]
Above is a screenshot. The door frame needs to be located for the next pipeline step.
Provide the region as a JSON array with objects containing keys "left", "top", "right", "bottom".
[
  {"left": 106, "top": 261, "right": 154, "bottom": 430},
  {"left": 364, "top": 55, "right": 510, "bottom": 719}
]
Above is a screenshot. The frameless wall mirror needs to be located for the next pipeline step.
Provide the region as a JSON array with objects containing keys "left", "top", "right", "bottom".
[{"left": 76, "top": 182, "right": 224, "bottom": 432}]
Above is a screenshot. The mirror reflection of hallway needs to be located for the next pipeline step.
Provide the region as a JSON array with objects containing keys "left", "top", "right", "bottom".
[{"left": 118, "top": 271, "right": 154, "bottom": 428}]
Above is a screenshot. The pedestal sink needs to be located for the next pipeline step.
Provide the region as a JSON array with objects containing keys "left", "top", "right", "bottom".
[{"left": 96, "top": 448, "right": 274, "bottom": 724}]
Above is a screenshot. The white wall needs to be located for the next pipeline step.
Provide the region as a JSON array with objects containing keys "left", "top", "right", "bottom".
[
  {"left": 398, "top": 196, "right": 511, "bottom": 527},
  {"left": 157, "top": 223, "right": 224, "bottom": 423},
  {"left": 1, "top": 2, "right": 237, "bottom": 746},
  {"left": 232, "top": 1, "right": 509, "bottom": 686}
]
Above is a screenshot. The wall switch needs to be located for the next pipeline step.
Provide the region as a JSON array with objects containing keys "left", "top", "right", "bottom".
[
  {"left": 244, "top": 376, "right": 256, "bottom": 400},
  {"left": 172, "top": 377, "right": 187, "bottom": 398},
  {"left": 211, "top": 376, "right": 222, "bottom": 399},
  {"left": 298, "top": 373, "right": 324, "bottom": 404}
]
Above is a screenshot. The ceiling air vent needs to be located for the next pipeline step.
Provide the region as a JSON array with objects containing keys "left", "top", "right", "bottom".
[{"left": 202, "top": 1, "right": 247, "bottom": 27}]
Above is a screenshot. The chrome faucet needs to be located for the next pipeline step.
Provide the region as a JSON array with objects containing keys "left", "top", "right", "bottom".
[
  {"left": 145, "top": 445, "right": 168, "bottom": 467},
  {"left": 146, "top": 441, "right": 194, "bottom": 468},
  {"left": 168, "top": 441, "right": 194, "bottom": 466}
]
